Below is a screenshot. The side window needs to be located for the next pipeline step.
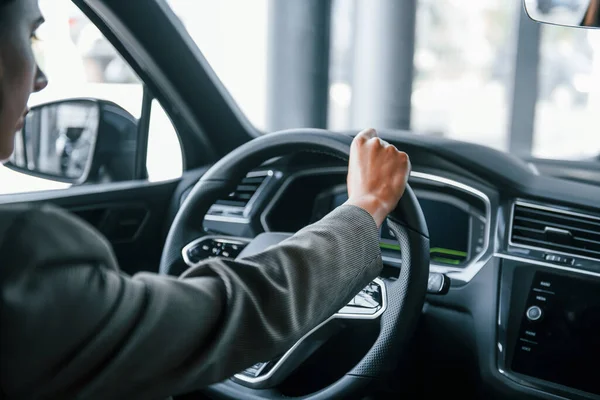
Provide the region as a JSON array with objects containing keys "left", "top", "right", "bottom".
[{"left": 0, "top": 0, "right": 182, "bottom": 196}]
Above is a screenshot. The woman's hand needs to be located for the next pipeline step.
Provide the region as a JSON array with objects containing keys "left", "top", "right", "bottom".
[{"left": 346, "top": 128, "right": 411, "bottom": 227}]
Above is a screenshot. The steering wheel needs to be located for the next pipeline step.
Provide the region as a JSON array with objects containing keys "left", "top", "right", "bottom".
[{"left": 159, "top": 129, "right": 430, "bottom": 400}]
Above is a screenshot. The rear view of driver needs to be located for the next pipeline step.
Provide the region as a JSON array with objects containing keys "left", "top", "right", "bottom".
[{"left": 0, "top": 1, "right": 411, "bottom": 398}]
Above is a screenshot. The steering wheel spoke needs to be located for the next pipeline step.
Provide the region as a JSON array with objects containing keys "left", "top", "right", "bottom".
[
  {"left": 232, "top": 317, "right": 342, "bottom": 389},
  {"left": 232, "top": 278, "right": 387, "bottom": 389}
]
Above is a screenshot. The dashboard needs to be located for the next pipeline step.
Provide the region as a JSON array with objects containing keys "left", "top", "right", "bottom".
[
  {"left": 254, "top": 166, "right": 490, "bottom": 282},
  {"left": 311, "top": 183, "right": 483, "bottom": 266},
  {"left": 186, "top": 132, "right": 600, "bottom": 400}
]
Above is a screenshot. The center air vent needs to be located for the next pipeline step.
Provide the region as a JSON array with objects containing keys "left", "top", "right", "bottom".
[
  {"left": 214, "top": 171, "right": 270, "bottom": 209},
  {"left": 510, "top": 202, "right": 600, "bottom": 260}
]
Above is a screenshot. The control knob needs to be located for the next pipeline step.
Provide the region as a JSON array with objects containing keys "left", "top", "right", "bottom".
[{"left": 526, "top": 305, "right": 543, "bottom": 321}]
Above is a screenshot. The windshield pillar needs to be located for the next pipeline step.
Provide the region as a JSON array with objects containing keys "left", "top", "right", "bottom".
[
  {"left": 266, "top": 0, "right": 333, "bottom": 131},
  {"left": 349, "top": 0, "right": 417, "bottom": 130},
  {"left": 509, "top": 6, "right": 541, "bottom": 156}
]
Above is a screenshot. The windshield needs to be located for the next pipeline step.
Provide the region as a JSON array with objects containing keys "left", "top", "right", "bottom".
[{"left": 166, "top": 0, "right": 600, "bottom": 161}]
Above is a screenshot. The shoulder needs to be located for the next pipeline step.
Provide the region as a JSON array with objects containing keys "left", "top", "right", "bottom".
[{"left": 0, "top": 203, "right": 118, "bottom": 278}]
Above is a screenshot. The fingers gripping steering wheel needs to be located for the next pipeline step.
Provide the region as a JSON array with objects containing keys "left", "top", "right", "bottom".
[{"left": 159, "top": 129, "right": 430, "bottom": 400}]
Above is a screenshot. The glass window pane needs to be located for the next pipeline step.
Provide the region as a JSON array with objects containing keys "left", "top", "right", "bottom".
[
  {"left": 167, "top": 0, "right": 600, "bottom": 165},
  {"left": 412, "top": 0, "right": 518, "bottom": 151},
  {"left": 147, "top": 100, "right": 184, "bottom": 182},
  {"left": 30, "top": 0, "right": 143, "bottom": 116},
  {"left": 0, "top": 0, "right": 183, "bottom": 196},
  {"left": 534, "top": 26, "right": 600, "bottom": 159},
  {"left": 167, "top": 0, "right": 268, "bottom": 130}
]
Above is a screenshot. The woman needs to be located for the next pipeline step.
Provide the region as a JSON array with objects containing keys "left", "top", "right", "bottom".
[{"left": 0, "top": 0, "right": 411, "bottom": 398}]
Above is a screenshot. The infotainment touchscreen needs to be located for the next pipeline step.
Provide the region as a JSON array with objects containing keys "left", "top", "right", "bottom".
[{"left": 511, "top": 271, "right": 600, "bottom": 395}]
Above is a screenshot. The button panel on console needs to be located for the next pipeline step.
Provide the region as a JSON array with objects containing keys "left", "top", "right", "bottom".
[
  {"left": 543, "top": 253, "right": 574, "bottom": 266},
  {"left": 511, "top": 271, "right": 600, "bottom": 396}
]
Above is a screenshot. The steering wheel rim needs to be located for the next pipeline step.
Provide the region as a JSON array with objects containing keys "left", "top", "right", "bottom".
[{"left": 159, "top": 129, "right": 430, "bottom": 400}]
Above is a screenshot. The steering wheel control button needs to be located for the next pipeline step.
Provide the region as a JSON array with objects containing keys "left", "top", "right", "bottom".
[
  {"left": 354, "top": 292, "right": 379, "bottom": 308},
  {"left": 526, "top": 305, "right": 543, "bottom": 322},
  {"left": 427, "top": 273, "right": 450, "bottom": 294},
  {"left": 350, "top": 282, "right": 382, "bottom": 309},
  {"left": 223, "top": 243, "right": 245, "bottom": 258},
  {"left": 337, "top": 279, "right": 385, "bottom": 317},
  {"left": 187, "top": 245, "right": 212, "bottom": 263},
  {"left": 184, "top": 237, "right": 249, "bottom": 265}
]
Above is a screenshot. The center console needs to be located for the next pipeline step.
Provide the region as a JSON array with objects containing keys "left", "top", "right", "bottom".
[{"left": 499, "top": 259, "right": 600, "bottom": 399}]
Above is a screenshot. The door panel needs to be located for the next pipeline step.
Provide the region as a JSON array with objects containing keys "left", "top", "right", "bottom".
[
  {"left": 70, "top": 203, "right": 150, "bottom": 244},
  {"left": 0, "top": 179, "right": 181, "bottom": 275}
]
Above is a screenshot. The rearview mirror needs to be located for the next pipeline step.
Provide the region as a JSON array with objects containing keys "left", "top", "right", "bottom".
[
  {"left": 524, "top": 0, "right": 600, "bottom": 28},
  {"left": 7, "top": 98, "right": 138, "bottom": 185}
]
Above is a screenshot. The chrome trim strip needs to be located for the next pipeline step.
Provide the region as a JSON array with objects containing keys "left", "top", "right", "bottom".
[
  {"left": 247, "top": 170, "right": 273, "bottom": 179},
  {"left": 413, "top": 189, "right": 485, "bottom": 222},
  {"left": 391, "top": 170, "right": 494, "bottom": 283},
  {"left": 233, "top": 278, "right": 387, "bottom": 386},
  {"left": 204, "top": 215, "right": 250, "bottom": 224},
  {"left": 508, "top": 200, "right": 600, "bottom": 263},
  {"left": 544, "top": 226, "right": 572, "bottom": 236},
  {"left": 494, "top": 253, "right": 600, "bottom": 279},
  {"left": 260, "top": 167, "right": 493, "bottom": 283}
]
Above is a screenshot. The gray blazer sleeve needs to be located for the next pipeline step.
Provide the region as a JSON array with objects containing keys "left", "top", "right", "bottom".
[{"left": 0, "top": 203, "right": 382, "bottom": 399}]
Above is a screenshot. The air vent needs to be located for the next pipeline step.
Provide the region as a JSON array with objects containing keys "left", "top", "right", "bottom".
[
  {"left": 511, "top": 202, "right": 600, "bottom": 260},
  {"left": 214, "top": 171, "right": 270, "bottom": 209}
]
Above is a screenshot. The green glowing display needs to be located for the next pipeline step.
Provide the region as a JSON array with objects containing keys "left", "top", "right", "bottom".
[{"left": 379, "top": 243, "right": 467, "bottom": 265}]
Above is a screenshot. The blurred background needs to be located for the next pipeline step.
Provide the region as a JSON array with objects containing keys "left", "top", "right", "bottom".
[
  {"left": 4, "top": 0, "right": 600, "bottom": 192},
  {"left": 161, "top": 0, "right": 600, "bottom": 160}
]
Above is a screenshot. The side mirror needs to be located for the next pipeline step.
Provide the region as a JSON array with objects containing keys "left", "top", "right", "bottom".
[
  {"left": 7, "top": 99, "right": 138, "bottom": 185},
  {"left": 524, "top": 0, "right": 600, "bottom": 28}
]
